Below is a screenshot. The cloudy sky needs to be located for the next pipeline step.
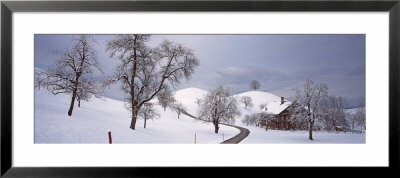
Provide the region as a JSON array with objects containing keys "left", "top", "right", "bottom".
[{"left": 35, "top": 34, "right": 365, "bottom": 107}]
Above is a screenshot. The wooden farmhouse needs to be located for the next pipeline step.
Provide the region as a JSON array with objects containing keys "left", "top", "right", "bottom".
[{"left": 259, "top": 97, "right": 296, "bottom": 130}]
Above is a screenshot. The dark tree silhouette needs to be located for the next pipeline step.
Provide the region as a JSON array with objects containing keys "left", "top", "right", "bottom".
[{"left": 250, "top": 80, "right": 261, "bottom": 90}]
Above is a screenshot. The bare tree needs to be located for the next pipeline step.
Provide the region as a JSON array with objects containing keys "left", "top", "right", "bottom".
[
  {"left": 260, "top": 112, "right": 276, "bottom": 131},
  {"left": 34, "top": 69, "right": 47, "bottom": 90},
  {"left": 138, "top": 103, "right": 160, "bottom": 128},
  {"left": 75, "top": 78, "right": 103, "bottom": 107},
  {"left": 242, "top": 114, "right": 258, "bottom": 126},
  {"left": 157, "top": 86, "right": 175, "bottom": 111},
  {"left": 259, "top": 103, "right": 267, "bottom": 110},
  {"left": 242, "top": 112, "right": 274, "bottom": 130},
  {"left": 173, "top": 102, "right": 185, "bottom": 119},
  {"left": 42, "top": 35, "right": 103, "bottom": 116},
  {"left": 195, "top": 98, "right": 202, "bottom": 108},
  {"left": 320, "top": 95, "right": 348, "bottom": 131},
  {"left": 288, "top": 103, "right": 309, "bottom": 131},
  {"left": 198, "top": 85, "right": 240, "bottom": 133},
  {"left": 239, "top": 96, "right": 253, "bottom": 109},
  {"left": 294, "top": 78, "right": 328, "bottom": 140},
  {"left": 105, "top": 35, "right": 199, "bottom": 130},
  {"left": 250, "top": 80, "right": 261, "bottom": 90},
  {"left": 354, "top": 104, "right": 366, "bottom": 130}
]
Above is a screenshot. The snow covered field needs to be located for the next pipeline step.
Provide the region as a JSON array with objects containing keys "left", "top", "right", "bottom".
[
  {"left": 34, "top": 89, "right": 239, "bottom": 144},
  {"left": 241, "top": 126, "right": 365, "bottom": 144},
  {"left": 35, "top": 87, "right": 365, "bottom": 144}
]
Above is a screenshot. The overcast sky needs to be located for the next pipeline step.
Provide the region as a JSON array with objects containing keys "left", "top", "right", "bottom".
[{"left": 35, "top": 34, "right": 365, "bottom": 107}]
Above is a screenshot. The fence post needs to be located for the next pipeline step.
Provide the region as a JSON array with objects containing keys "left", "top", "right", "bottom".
[
  {"left": 108, "top": 130, "right": 112, "bottom": 144},
  {"left": 194, "top": 132, "right": 196, "bottom": 144}
]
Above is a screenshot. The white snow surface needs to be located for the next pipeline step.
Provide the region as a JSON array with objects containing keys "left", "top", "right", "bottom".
[
  {"left": 172, "top": 87, "right": 208, "bottom": 116},
  {"left": 234, "top": 91, "right": 282, "bottom": 111},
  {"left": 345, "top": 107, "right": 366, "bottom": 115},
  {"left": 241, "top": 126, "right": 365, "bottom": 144},
  {"left": 35, "top": 87, "right": 365, "bottom": 144},
  {"left": 35, "top": 89, "right": 239, "bottom": 144},
  {"left": 262, "top": 101, "right": 293, "bottom": 115}
]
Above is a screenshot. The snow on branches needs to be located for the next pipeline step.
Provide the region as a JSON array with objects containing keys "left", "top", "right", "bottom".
[{"left": 105, "top": 35, "right": 199, "bottom": 130}]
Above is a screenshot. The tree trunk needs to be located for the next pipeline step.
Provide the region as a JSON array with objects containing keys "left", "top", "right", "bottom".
[
  {"left": 78, "top": 98, "right": 81, "bottom": 107},
  {"left": 130, "top": 115, "right": 137, "bottom": 130},
  {"left": 67, "top": 88, "right": 77, "bottom": 116},
  {"left": 213, "top": 120, "right": 219, "bottom": 133},
  {"left": 144, "top": 118, "right": 147, "bottom": 128},
  {"left": 130, "top": 108, "right": 137, "bottom": 130},
  {"left": 309, "top": 122, "right": 313, "bottom": 140}
]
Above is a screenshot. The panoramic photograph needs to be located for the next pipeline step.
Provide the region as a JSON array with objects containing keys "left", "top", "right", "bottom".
[{"left": 34, "top": 34, "right": 366, "bottom": 144}]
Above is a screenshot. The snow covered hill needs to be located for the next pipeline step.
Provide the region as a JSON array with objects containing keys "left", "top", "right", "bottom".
[
  {"left": 35, "top": 89, "right": 238, "bottom": 144},
  {"left": 173, "top": 87, "right": 208, "bottom": 116},
  {"left": 345, "top": 107, "right": 366, "bottom": 115},
  {"left": 233, "top": 91, "right": 284, "bottom": 126}
]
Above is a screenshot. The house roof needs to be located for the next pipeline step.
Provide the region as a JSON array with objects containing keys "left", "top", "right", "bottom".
[{"left": 261, "top": 101, "right": 293, "bottom": 115}]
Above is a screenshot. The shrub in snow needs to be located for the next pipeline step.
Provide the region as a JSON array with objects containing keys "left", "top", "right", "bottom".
[
  {"left": 239, "top": 96, "right": 253, "bottom": 109},
  {"left": 138, "top": 103, "right": 160, "bottom": 129}
]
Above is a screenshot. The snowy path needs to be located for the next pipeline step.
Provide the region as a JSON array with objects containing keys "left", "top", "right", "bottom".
[
  {"left": 221, "top": 124, "right": 250, "bottom": 144},
  {"left": 180, "top": 109, "right": 249, "bottom": 144}
]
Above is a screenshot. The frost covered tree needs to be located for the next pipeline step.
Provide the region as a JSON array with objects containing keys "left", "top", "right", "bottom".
[
  {"left": 239, "top": 96, "right": 253, "bottom": 109},
  {"left": 294, "top": 78, "right": 328, "bottom": 140},
  {"left": 354, "top": 104, "right": 366, "bottom": 130},
  {"left": 138, "top": 103, "right": 160, "bottom": 128},
  {"left": 195, "top": 98, "right": 202, "bottom": 108},
  {"left": 242, "top": 112, "right": 274, "bottom": 130},
  {"left": 173, "top": 102, "right": 185, "bottom": 119},
  {"left": 198, "top": 86, "right": 240, "bottom": 133},
  {"left": 250, "top": 80, "right": 261, "bottom": 90},
  {"left": 288, "top": 103, "right": 309, "bottom": 131},
  {"left": 320, "top": 95, "right": 348, "bottom": 131},
  {"left": 242, "top": 114, "right": 259, "bottom": 126},
  {"left": 105, "top": 35, "right": 199, "bottom": 130},
  {"left": 157, "top": 87, "right": 175, "bottom": 111},
  {"left": 260, "top": 112, "right": 275, "bottom": 130},
  {"left": 259, "top": 103, "right": 267, "bottom": 110},
  {"left": 34, "top": 69, "right": 47, "bottom": 90},
  {"left": 42, "top": 35, "right": 103, "bottom": 116},
  {"left": 75, "top": 78, "right": 103, "bottom": 107}
]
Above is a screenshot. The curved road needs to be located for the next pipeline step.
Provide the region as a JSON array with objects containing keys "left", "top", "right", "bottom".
[
  {"left": 220, "top": 124, "right": 250, "bottom": 144},
  {"left": 180, "top": 109, "right": 250, "bottom": 144}
]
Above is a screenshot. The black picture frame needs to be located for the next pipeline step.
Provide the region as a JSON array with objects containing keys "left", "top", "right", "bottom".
[{"left": 1, "top": 0, "right": 399, "bottom": 177}]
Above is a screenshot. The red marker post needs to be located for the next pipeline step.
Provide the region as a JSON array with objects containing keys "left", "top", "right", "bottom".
[{"left": 108, "top": 130, "right": 112, "bottom": 144}]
